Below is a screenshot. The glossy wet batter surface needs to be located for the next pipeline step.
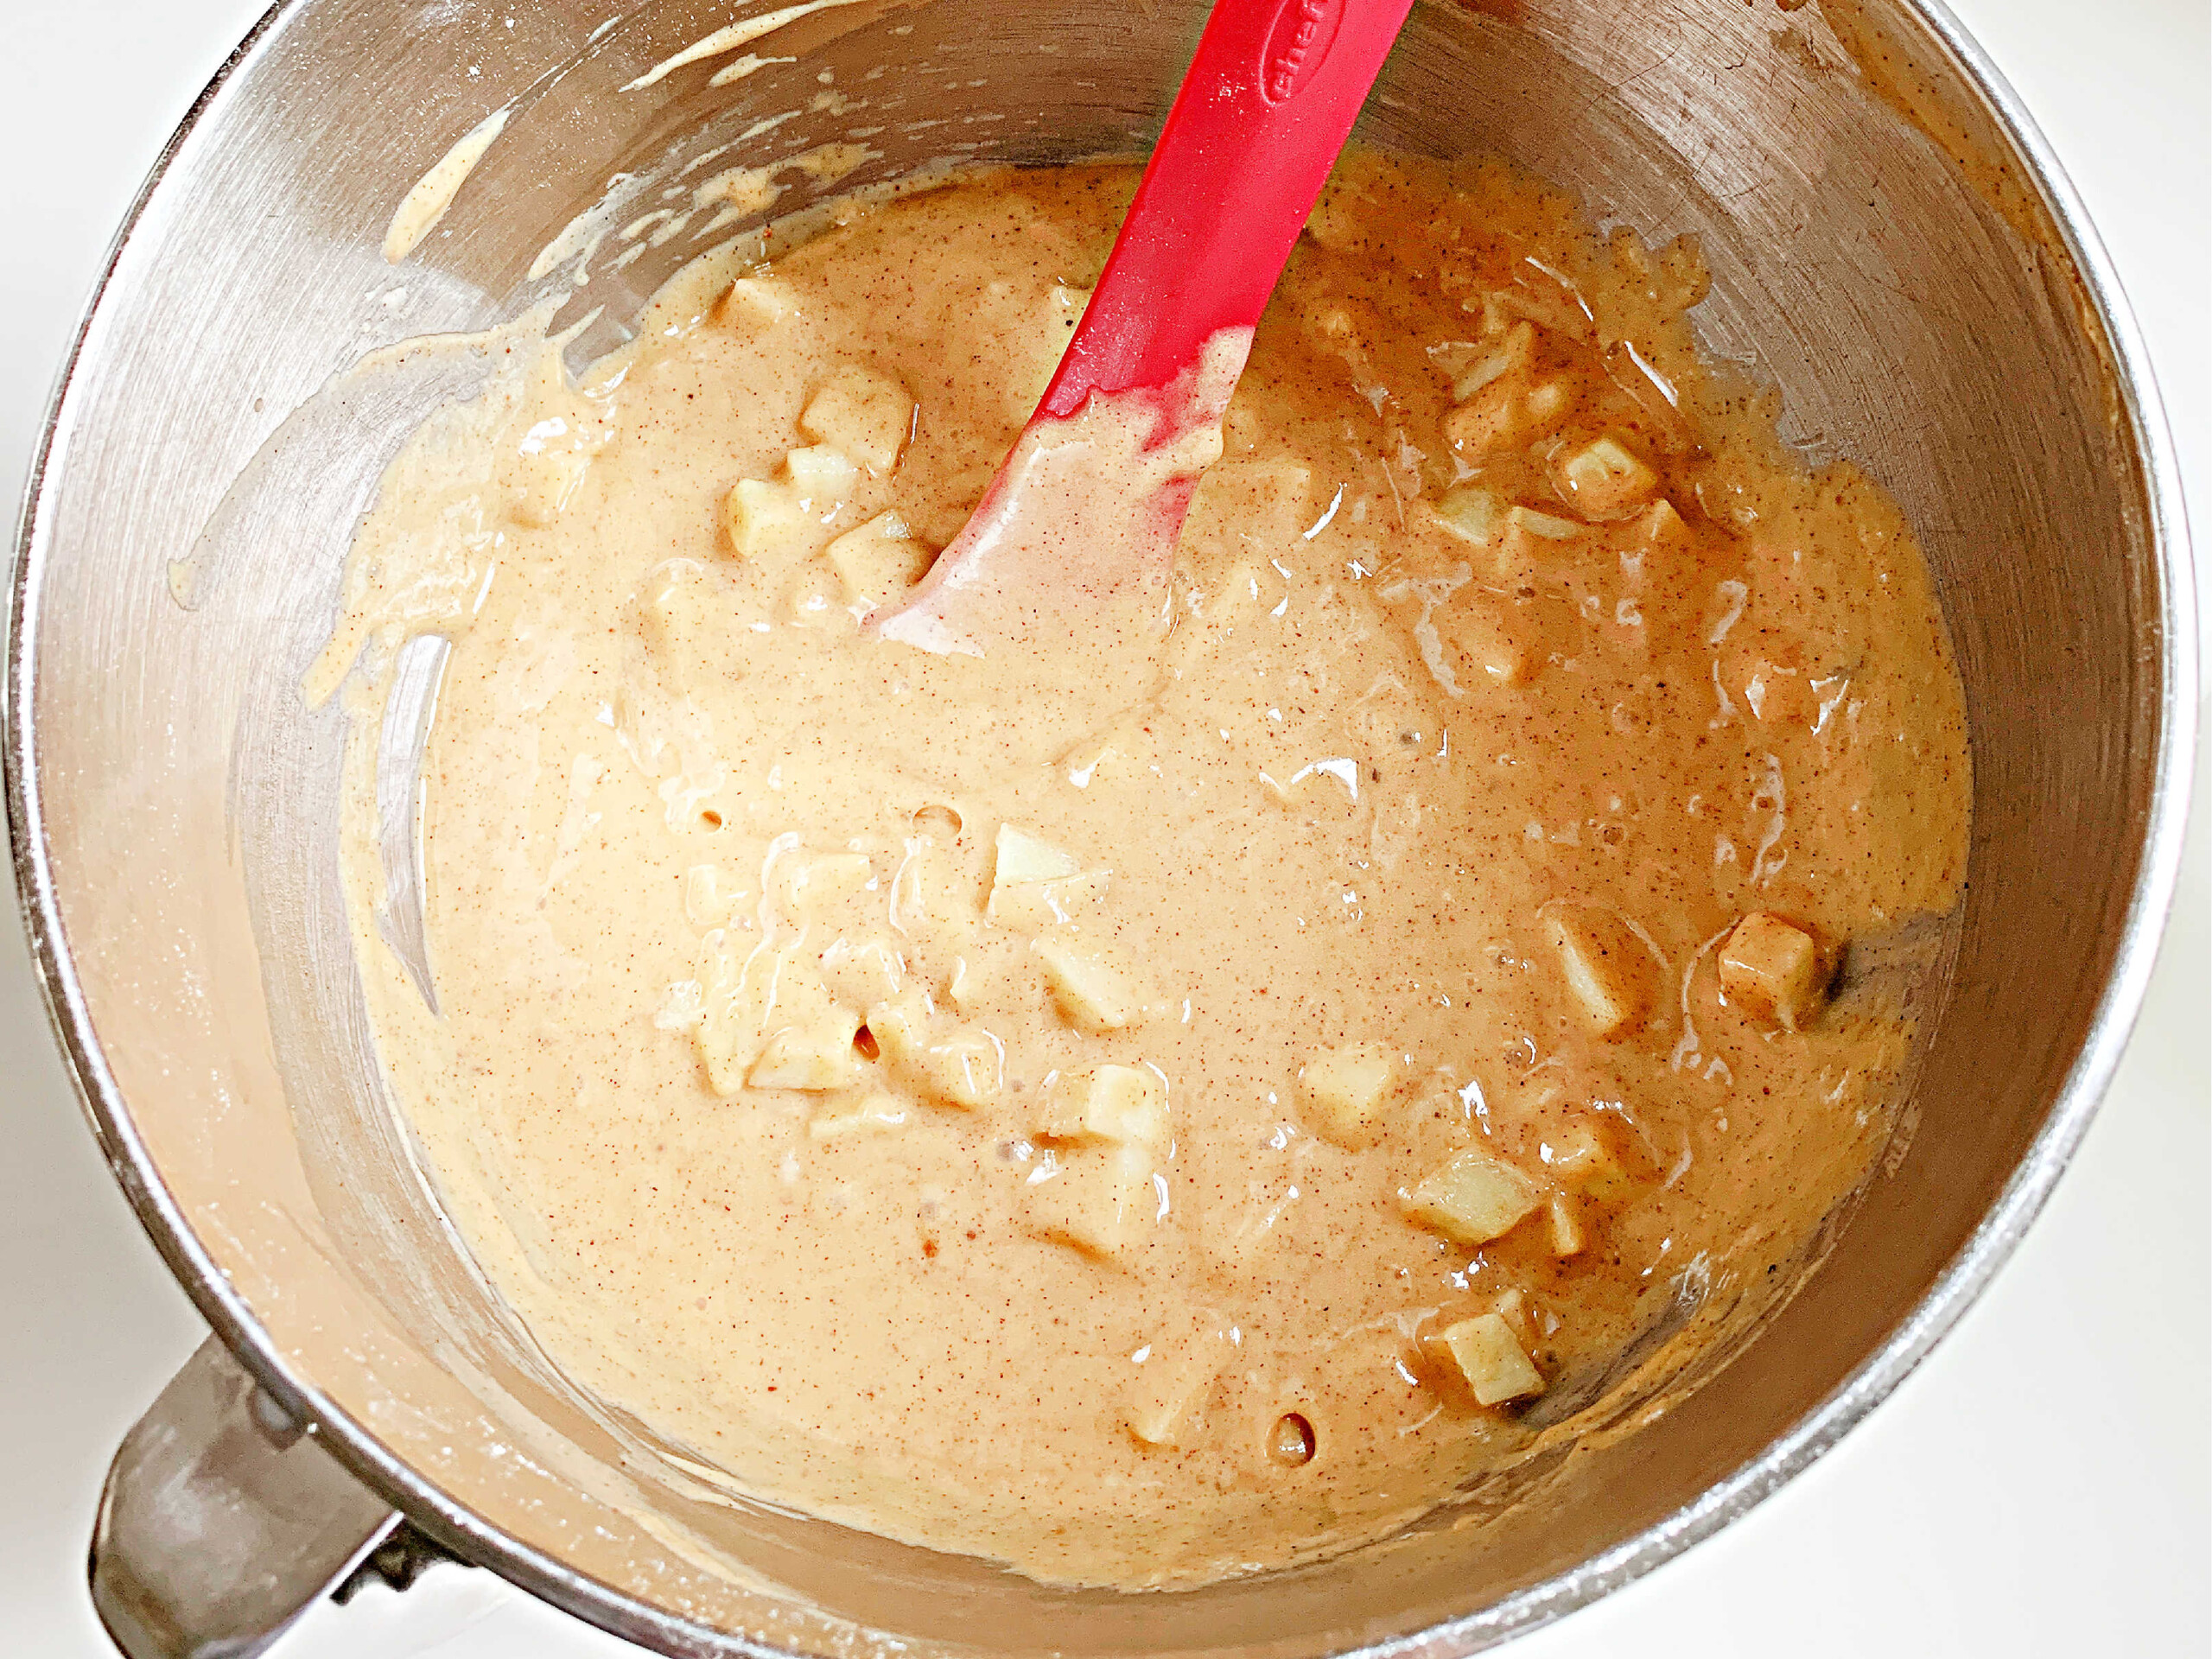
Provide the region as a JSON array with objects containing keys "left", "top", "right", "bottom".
[{"left": 331, "top": 156, "right": 1969, "bottom": 1587}]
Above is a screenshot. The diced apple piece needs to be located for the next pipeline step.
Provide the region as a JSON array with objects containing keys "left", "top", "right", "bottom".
[
  {"left": 1440, "top": 598, "right": 1534, "bottom": 689},
  {"left": 1492, "top": 504, "right": 1585, "bottom": 588},
  {"left": 1439, "top": 1312, "right": 1545, "bottom": 1405},
  {"left": 1636, "top": 498, "right": 1697, "bottom": 556},
  {"left": 747, "top": 1001, "right": 864, "bottom": 1091},
  {"left": 1303, "top": 179, "right": 1366, "bottom": 251},
  {"left": 696, "top": 992, "right": 756, "bottom": 1098},
  {"left": 1027, "top": 1143, "right": 1157, "bottom": 1266},
  {"left": 1545, "top": 1192, "right": 1586, "bottom": 1256},
  {"left": 1126, "top": 1370, "right": 1209, "bottom": 1448},
  {"left": 1430, "top": 484, "right": 1504, "bottom": 548},
  {"left": 987, "top": 869, "right": 1111, "bottom": 931},
  {"left": 1450, "top": 321, "right": 1535, "bottom": 402},
  {"left": 766, "top": 851, "right": 874, "bottom": 916},
  {"left": 1508, "top": 504, "right": 1582, "bottom": 542},
  {"left": 823, "top": 512, "right": 933, "bottom": 607},
  {"left": 722, "top": 478, "right": 804, "bottom": 558},
  {"left": 945, "top": 952, "right": 992, "bottom": 1012},
  {"left": 1541, "top": 1117, "right": 1642, "bottom": 1203},
  {"left": 864, "top": 988, "right": 931, "bottom": 1070},
  {"left": 1544, "top": 906, "right": 1658, "bottom": 1038},
  {"left": 1445, "top": 381, "right": 1523, "bottom": 461},
  {"left": 818, "top": 937, "right": 903, "bottom": 1008},
  {"left": 1719, "top": 912, "right": 1829, "bottom": 1033},
  {"left": 1125, "top": 1319, "right": 1229, "bottom": 1448},
  {"left": 992, "top": 824, "right": 1079, "bottom": 887},
  {"left": 1298, "top": 1042, "right": 1397, "bottom": 1149},
  {"left": 1523, "top": 377, "right": 1574, "bottom": 429},
  {"left": 807, "top": 1094, "right": 910, "bottom": 1140},
  {"left": 1033, "top": 938, "right": 1141, "bottom": 1033},
  {"left": 864, "top": 989, "right": 1002, "bottom": 1109},
  {"left": 1554, "top": 433, "right": 1660, "bottom": 522},
  {"left": 1040, "top": 1065, "right": 1167, "bottom": 1152},
  {"left": 697, "top": 947, "right": 859, "bottom": 1095},
  {"left": 784, "top": 444, "right": 859, "bottom": 514},
  {"left": 1405, "top": 1147, "right": 1544, "bottom": 1244},
  {"left": 912, "top": 1026, "right": 1002, "bottom": 1110},
  {"left": 1446, "top": 373, "right": 1576, "bottom": 461},
  {"left": 1488, "top": 1286, "right": 1538, "bottom": 1345},
  {"left": 714, "top": 274, "right": 795, "bottom": 333},
  {"left": 799, "top": 365, "right": 915, "bottom": 473},
  {"left": 694, "top": 933, "right": 767, "bottom": 1096}
]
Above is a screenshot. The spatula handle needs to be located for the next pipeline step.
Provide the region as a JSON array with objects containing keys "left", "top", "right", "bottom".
[{"left": 1038, "top": 0, "right": 1415, "bottom": 420}]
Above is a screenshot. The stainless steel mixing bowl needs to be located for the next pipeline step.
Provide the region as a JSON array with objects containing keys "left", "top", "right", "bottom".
[{"left": 6, "top": 0, "right": 2194, "bottom": 1655}]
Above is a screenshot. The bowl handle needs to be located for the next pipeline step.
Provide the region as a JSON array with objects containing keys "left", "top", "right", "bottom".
[{"left": 89, "top": 1335, "right": 403, "bottom": 1658}]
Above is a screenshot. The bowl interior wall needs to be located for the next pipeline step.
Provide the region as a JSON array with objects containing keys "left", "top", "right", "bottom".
[{"left": 15, "top": 0, "right": 2163, "bottom": 1652}]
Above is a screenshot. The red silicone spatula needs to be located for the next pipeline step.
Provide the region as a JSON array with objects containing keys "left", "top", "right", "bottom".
[{"left": 875, "top": 0, "right": 1415, "bottom": 658}]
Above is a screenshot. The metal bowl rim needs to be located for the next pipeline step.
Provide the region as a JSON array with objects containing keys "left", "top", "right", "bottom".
[{"left": 4, "top": 0, "right": 2196, "bottom": 1652}]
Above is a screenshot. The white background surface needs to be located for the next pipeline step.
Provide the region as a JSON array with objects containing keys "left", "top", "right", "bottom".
[{"left": 1, "top": 0, "right": 2204, "bottom": 1654}]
